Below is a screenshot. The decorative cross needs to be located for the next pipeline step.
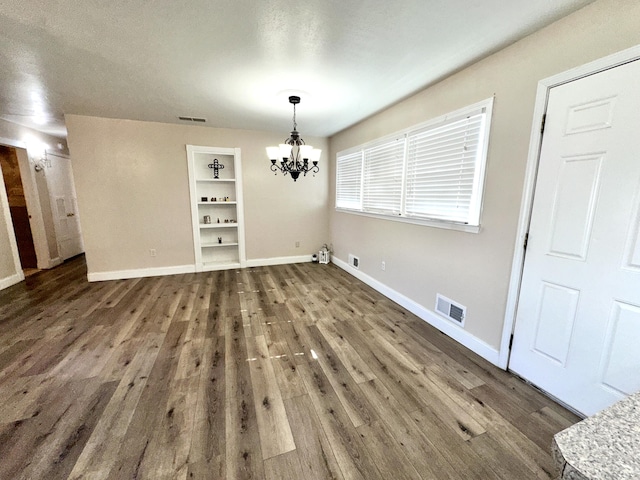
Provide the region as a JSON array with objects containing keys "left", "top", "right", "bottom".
[{"left": 207, "top": 159, "right": 224, "bottom": 179}]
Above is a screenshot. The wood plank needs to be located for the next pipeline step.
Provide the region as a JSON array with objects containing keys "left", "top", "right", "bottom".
[
  {"left": 283, "top": 394, "right": 344, "bottom": 480},
  {"left": 302, "top": 324, "right": 378, "bottom": 428},
  {"left": 108, "top": 320, "right": 188, "bottom": 478},
  {"left": 263, "top": 450, "right": 305, "bottom": 480},
  {"left": 356, "top": 421, "right": 422, "bottom": 480},
  {"left": 68, "top": 333, "right": 162, "bottom": 479},
  {"left": 16, "top": 380, "right": 116, "bottom": 480},
  {"left": 245, "top": 334, "right": 296, "bottom": 459},
  {"left": 225, "top": 316, "right": 266, "bottom": 480},
  {"left": 358, "top": 378, "right": 461, "bottom": 480},
  {"left": 188, "top": 335, "right": 226, "bottom": 478},
  {"left": 315, "top": 321, "right": 377, "bottom": 384},
  {"left": 262, "top": 322, "right": 307, "bottom": 399},
  {"left": 297, "top": 362, "right": 384, "bottom": 480}
]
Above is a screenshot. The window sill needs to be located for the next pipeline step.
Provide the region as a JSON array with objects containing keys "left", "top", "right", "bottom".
[{"left": 334, "top": 208, "right": 481, "bottom": 234}]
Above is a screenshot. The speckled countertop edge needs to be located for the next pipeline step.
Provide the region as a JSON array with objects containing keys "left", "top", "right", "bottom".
[{"left": 553, "top": 392, "right": 640, "bottom": 480}]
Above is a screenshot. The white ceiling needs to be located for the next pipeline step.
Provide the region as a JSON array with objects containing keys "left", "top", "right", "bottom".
[{"left": 0, "top": 0, "right": 593, "bottom": 139}]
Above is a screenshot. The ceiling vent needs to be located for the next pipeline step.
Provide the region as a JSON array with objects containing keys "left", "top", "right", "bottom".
[
  {"left": 435, "top": 294, "right": 466, "bottom": 326},
  {"left": 178, "top": 116, "right": 207, "bottom": 123}
]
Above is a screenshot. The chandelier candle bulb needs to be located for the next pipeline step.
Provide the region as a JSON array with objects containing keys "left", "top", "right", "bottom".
[
  {"left": 266, "top": 146, "right": 280, "bottom": 160},
  {"left": 279, "top": 144, "right": 292, "bottom": 159}
]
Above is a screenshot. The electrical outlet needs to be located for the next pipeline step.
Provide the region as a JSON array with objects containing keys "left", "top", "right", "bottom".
[
  {"left": 150, "top": 249, "right": 156, "bottom": 257},
  {"left": 381, "top": 261, "right": 385, "bottom": 271},
  {"left": 295, "top": 241, "right": 300, "bottom": 248}
]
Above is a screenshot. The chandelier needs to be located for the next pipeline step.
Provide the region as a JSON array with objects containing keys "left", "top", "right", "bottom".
[{"left": 266, "top": 96, "right": 321, "bottom": 181}]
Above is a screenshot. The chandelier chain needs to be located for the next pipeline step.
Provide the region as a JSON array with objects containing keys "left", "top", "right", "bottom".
[{"left": 292, "top": 102, "right": 297, "bottom": 132}]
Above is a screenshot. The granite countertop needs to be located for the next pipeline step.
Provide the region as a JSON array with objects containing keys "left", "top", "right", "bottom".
[{"left": 552, "top": 391, "right": 640, "bottom": 480}]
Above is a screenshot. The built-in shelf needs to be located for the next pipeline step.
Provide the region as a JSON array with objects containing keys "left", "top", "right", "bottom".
[
  {"left": 187, "top": 145, "right": 246, "bottom": 272},
  {"left": 199, "top": 224, "right": 238, "bottom": 229},
  {"left": 196, "top": 178, "right": 236, "bottom": 183}
]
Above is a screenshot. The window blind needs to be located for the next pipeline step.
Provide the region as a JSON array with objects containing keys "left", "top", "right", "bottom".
[
  {"left": 405, "top": 112, "right": 486, "bottom": 224},
  {"left": 336, "top": 151, "right": 363, "bottom": 210},
  {"left": 362, "top": 138, "right": 405, "bottom": 214},
  {"left": 335, "top": 98, "right": 492, "bottom": 230}
]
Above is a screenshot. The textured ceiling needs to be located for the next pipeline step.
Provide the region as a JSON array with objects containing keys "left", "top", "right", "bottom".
[{"left": 0, "top": 0, "right": 593, "bottom": 138}]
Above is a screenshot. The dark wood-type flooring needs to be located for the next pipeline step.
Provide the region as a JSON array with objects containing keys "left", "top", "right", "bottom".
[{"left": 0, "top": 256, "right": 580, "bottom": 479}]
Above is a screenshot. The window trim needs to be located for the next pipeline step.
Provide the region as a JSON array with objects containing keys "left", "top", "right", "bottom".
[{"left": 335, "top": 97, "right": 493, "bottom": 233}]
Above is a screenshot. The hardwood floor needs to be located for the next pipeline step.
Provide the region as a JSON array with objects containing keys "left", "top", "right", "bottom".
[{"left": 0, "top": 256, "right": 580, "bottom": 479}]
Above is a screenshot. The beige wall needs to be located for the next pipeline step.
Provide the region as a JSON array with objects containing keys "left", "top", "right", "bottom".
[
  {"left": 329, "top": 0, "right": 640, "bottom": 350},
  {"left": 65, "top": 116, "right": 329, "bottom": 275}
]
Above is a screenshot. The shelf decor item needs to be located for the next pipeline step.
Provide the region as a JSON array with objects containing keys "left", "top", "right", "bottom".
[
  {"left": 319, "top": 244, "right": 331, "bottom": 264},
  {"left": 266, "top": 96, "right": 321, "bottom": 182},
  {"left": 208, "top": 158, "right": 224, "bottom": 179}
]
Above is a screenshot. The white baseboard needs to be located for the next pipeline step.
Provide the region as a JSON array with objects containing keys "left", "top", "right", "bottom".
[
  {"left": 331, "top": 256, "right": 501, "bottom": 367},
  {"left": 87, "top": 255, "right": 313, "bottom": 282},
  {"left": 246, "top": 255, "right": 312, "bottom": 267},
  {"left": 0, "top": 272, "right": 25, "bottom": 290},
  {"left": 87, "top": 264, "right": 196, "bottom": 282}
]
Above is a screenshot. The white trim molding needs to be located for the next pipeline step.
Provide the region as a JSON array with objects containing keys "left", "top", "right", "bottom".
[
  {"left": 246, "top": 255, "right": 312, "bottom": 268},
  {"left": 88, "top": 264, "right": 196, "bottom": 282},
  {"left": 332, "top": 256, "right": 500, "bottom": 366},
  {"left": 0, "top": 272, "right": 25, "bottom": 290},
  {"left": 0, "top": 156, "right": 24, "bottom": 281},
  {"left": 87, "top": 255, "right": 314, "bottom": 281},
  {"left": 500, "top": 44, "right": 640, "bottom": 369},
  {"left": 0, "top": 137, "right": 26, "bottom": 149}
]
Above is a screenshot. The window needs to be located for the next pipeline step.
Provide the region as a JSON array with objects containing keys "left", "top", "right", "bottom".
[{"left": 335, "top": 98, "right": 493, "bottom": 230}]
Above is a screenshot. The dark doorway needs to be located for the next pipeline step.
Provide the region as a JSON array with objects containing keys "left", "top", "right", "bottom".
[{"left": 0, "top": 146, "right": 37, "bottom": 269}]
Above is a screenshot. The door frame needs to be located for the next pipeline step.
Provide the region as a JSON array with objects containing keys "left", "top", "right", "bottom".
[
  {"left": 0, "top": 144, "right": 25, "bottom": 288},
  {"left": 499, "top": 44, "right": 640, "bottom": 369}
]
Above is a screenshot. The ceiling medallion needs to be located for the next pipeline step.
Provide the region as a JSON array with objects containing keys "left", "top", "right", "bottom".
[{"left": 266, "top": 96, "right": 321, "bottom": 181}]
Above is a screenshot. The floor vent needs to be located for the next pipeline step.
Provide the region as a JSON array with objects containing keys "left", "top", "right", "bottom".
[
  {"left": 348, "top": 254, "right": 360, "bottom": 269},
  {"left": 178, "top": 116, "right": 207, "bottom": 123},
  {"left": 435, "top": 294, "right": 466, "bottom": 326}
]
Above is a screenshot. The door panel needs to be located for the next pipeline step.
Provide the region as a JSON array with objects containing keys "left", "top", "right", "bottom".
[
  {"left": 547, "top": 154, "right": 602, "bottom": 259},
  {"left": 531, "top": 282, "right": 579, "bottom": 366},
  {"left": 599, "top": 301, "right": 640, "bottom": 395},
  {"left": 624, "top": 198, "right": 640, "bottom": 270},
  {"left": 9, "top": 205, "right": 37, "bottom": 268},
  {"left": 510, "top": 59, "right": 640, "bottom": 416},
  {"left": 48, "top": 157, "right": 84, "bottom": 260}
]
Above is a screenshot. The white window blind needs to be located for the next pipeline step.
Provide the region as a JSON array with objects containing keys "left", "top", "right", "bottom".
[
  {"left": 362, "top": 138, "right": 405, "bottom": 214},
  {"left": 335, "top": 98, "right": 492, "bottom": 230},
  {"left": 405, "top": 111, "right": 486, "bottom": 224},
  {"left": 336, "top": 151, "right": 363, "bottom": 210}
]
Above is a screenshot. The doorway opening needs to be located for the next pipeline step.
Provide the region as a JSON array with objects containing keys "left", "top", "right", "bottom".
[{"left": 0, "top": 145, "right": 38, "bottom": 276}]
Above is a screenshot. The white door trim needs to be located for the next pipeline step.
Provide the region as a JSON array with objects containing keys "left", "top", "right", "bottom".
[
  {"left": 0, "top": 157, "right": 25, "bottom": 287},
  {"left": 499, "top": 44, "right": 640, "bottom": 369}
]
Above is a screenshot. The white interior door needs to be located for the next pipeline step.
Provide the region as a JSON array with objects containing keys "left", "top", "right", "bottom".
[
  {"left": 509, "top": 59, "right": 640, "bottom": 416},
  {"left": 48, "top": 156, "right": 84, "bottom": 260}
]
